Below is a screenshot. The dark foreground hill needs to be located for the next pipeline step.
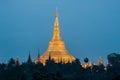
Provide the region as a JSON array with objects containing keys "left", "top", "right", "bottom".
[{"left": 0, "top": 53, "right": 120, "bottom": 80}]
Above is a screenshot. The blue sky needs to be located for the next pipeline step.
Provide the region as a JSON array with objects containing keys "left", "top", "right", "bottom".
[{"left": 0, "top": 0, "right": 120, "bottom": 64}]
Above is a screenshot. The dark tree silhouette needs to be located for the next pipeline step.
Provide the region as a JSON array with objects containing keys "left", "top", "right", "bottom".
[
  {"left": 0, "top": 53, "right": 119, "bottom": 80},
  {"left": 84, "top": 57, "right": 89, "bottom": 63}
]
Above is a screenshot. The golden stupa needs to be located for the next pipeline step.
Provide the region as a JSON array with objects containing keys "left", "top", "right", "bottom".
[{"left": 35, "top": 9, "right": 75, "bottom": 65}]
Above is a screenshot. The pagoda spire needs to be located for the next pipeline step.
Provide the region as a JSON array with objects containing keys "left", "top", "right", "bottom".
[
  {"left": 37, "top": 49, "right": 40, "bottom": 61},
  {"left": 27, "top": 51, "right": 32, "bottom": 64},
  {"left": 51, "top": 8, "right": 62, "bottom": 41},
  {"left": 55, "top": 7, "right": 58, "bottom": 17}
]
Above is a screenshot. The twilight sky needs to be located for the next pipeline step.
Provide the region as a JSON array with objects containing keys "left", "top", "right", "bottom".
[{"left": 0, "top": 0, "right": 120, "bottom": 64}]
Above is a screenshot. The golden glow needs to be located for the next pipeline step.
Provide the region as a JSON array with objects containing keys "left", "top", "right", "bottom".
[
  {"left": 98, "top": 58, "right": 103, "bottom": 66},
  {"left": 35, "top": 9, "right": 75, "bottom": 65},
  {"left": 81, "top": 62, "right": 94, "bottom": 68}
]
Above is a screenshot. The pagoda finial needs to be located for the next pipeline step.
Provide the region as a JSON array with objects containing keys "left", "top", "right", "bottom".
[
  {"left": 54, "top": 7, "right": 59, "bottom": 25},
  {"left": 55, "top": 7, "right": 58, "bottom": 17}
]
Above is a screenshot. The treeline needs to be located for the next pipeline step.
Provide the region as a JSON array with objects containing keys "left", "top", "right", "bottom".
[{"left": 0, "top": 53, "right": 120, "bottom": 80}]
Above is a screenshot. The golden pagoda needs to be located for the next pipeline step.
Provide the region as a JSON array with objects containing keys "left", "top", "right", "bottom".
[{"left": 35, "top": 9, "right": 75, "bottom": 65}]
